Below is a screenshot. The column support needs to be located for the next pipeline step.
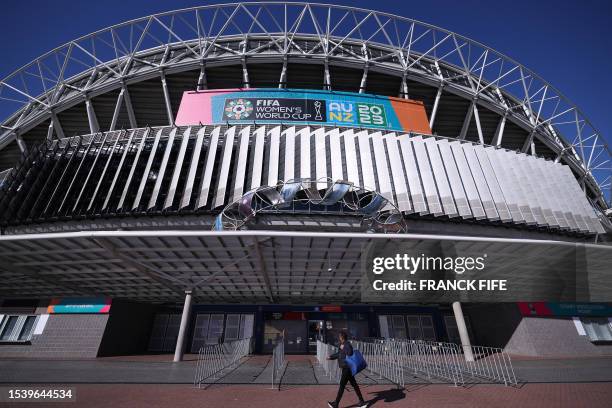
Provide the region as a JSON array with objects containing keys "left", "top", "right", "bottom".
[
  {"left": 15, "top": 134, "right": 28, "bottom": 155},
  {"left": 173, "top": 290, "right": 194, "bottom": 362},
  {"left": 85, "top": 98, "right": 100, "bottom": 134},
  {"left": 452, "top": 301, "right": 474, "bottom": 362},
  {"left": 279, "top": 57, "right": 287, "bottom": 89},
  {"left": 197, "top": 62, "right": 208, "bottom": 91},
  {"left": 160, "top": 71, "right": 174, "bottom": 127},
  {"left": 429, "top": 85, "right": 443, "bottom": 129}
]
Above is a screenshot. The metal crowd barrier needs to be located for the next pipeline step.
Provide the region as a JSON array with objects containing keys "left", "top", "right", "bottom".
[
  {"left": 353, "top": 339, "right": 408, "bottom": 387},
  {"left": 316, "top": 340, "right": 341, "bottom": 382},
  {"left": 459, "top": 344, "right": 517, "bottom": 386},
  {"left": 270, "top": 336, "right": 286, "bottom": 390},
  {"left": 353, "top": 338, "right": 516, "bottom": 387},
  {"left": 194, "top": 337, "right": 252, "bottom": 387}
]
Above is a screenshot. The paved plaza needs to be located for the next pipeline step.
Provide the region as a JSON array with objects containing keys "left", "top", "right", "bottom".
[{"left": 1, "top": 354, "right": 611, "bottom": 407}]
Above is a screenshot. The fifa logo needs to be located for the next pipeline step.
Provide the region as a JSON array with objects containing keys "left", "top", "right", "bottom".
[{"left": 224, "top": 98, "right": 253, "bottom": 120}]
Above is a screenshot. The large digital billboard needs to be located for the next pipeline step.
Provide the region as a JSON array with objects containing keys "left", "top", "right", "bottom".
[{"left": 175, "top": 88, "right": 431, "bottom": 133}]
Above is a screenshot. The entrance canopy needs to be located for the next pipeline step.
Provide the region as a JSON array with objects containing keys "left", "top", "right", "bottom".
[{"left": 0, "top": 230, "right": 610, "bottom": 303}]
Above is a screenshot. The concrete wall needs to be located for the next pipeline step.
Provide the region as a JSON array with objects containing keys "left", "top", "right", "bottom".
[
  {"left": 98, "top": 300, "right": 158, "bottom": 356},
  {"left": 465, "top": 303, "right": 523, "bottom": 348},
  {"left": 505, "top": 317, "right": 612, "bottom": 357},
  {"left": 0, "top": 314, "right": 108, "bottom": 359}
]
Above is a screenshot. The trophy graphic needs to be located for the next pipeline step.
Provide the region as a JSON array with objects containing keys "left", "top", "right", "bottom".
[{"left": 314, "top": 100, "right": 323, "bottom": 121}]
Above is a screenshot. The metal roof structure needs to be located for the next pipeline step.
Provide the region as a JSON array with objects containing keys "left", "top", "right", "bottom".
[
  {"left": 0, "top": 230, "right": 610, "bottom": 303},
  {"left": 0, "top": 2, "right": 609, "bottom": 208}
]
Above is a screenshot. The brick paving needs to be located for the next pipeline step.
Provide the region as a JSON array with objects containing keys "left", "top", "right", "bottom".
[
  {"left": 6, "top": 382, "right": 612, "bottom": 408},
  {"left": 1, "top": 354, "right": 612, "bottom": 407}
]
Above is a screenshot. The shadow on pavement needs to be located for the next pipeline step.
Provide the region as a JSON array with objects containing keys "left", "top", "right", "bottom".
[{"left": 362, "top": 388, "right": 406, "bottom": 406}]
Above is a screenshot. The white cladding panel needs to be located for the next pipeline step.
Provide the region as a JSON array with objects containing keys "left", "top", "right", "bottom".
[
  {"left": 412, "top": 136, "right": 442, "bottom": 215},
  {"left": 438, "top": 139, "right": 470, "bottom": 218},
  {"left": 95, "top": 125, "right": 601, "bottom": 235},
  {"left": 384, "top": 134, "right": 411, "bottom": 212},
  {"left": 399, "top": 135, "right": 427, "bottom": 214},
  {"left": 424, "top": 137, "right": 457, "bottom": 217},
  {"left": 449, "top": 140, "right": 485, "bottom": 219}
]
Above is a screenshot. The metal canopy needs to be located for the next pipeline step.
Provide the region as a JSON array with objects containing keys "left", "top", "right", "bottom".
[
  {"left": 0, "top": 230, "right": 610, "bottom": 304},
  {"left": 0, "top": 2, "right": 609, "bottom": 205}
]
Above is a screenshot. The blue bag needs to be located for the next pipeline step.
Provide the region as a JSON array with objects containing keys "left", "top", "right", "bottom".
[{"left": 345, "top": 349, "right": 367, "bottom": 376}]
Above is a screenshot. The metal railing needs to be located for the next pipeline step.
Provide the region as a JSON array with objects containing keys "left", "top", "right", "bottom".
[
  {"left": 459, "top": 344, "right": 518, "bottom": 386},
  {"left": 270, "top": 336, "right": 286, "bottom": 390},
  {"left": 352, "top": 338, "right": 517, "bottom": 387},
  {"left": 316, "top": 340, "right": 341, "bottom": 382},
  {"left": 194, "top": 337, "right": 252, "bottom": 387}
]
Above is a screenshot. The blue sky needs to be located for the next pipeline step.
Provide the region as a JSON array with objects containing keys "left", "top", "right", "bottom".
[{"left": 1, "top": 0, "right": 611, "bottom": 146}]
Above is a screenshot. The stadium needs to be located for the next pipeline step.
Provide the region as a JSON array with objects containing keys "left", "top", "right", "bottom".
[{"left": 0, "top": 1, "right": 611, "bottom": 364}]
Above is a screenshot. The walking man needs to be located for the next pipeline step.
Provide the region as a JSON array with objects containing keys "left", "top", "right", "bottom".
[{"left": 327, "top": 331, "right": 368, "bottom": 408}]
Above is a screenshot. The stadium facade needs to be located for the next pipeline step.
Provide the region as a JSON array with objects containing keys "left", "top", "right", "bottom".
[{"left": 0, "top": 2, "right": 611, "bottom": 360}]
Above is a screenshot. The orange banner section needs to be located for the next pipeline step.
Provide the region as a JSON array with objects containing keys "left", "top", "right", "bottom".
[{"left": 389, "top": 97, "right": 432, "bottom": 134}]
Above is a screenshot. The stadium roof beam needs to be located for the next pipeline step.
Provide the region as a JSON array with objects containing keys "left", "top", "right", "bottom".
[
  {"left": 251, "top": 237, "right": 275, "bottom": 302},
  {"left": 0, "top": 2, "right": 608, "bottom": 205},
  {"left": 92, "top": 237, "right": 187, "bottom": 297}
]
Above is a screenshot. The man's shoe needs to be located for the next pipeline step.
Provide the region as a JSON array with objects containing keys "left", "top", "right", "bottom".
[
  {"left": 357, "top": 401, "right": 369, "bottom": 408},
  {"left": 327, "top": 402, "right": 338, "bottom": 408}
]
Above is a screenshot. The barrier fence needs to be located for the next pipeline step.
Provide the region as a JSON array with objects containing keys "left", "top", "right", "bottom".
[
  {"left": 194, "top": 337, "right": 252, "bottom": 387},
  {"left": 459, "top": 344, "right": 517, "bottom": 386},
  {"left": 319, "top": 338, "right": 517, "bottom": 388},
  {"left": 270, "top": 335, "right": 286, "bottom": 390},
  {"left": 316, "top": 340, "right": 341, "bottom": 382}
]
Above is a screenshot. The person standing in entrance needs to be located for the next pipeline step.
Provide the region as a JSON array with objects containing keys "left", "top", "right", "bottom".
[{"left": 327, "top": 331, "right": 368, "bottom": 408}]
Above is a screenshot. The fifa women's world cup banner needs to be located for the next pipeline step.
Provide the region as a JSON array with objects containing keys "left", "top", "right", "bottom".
[{"left": 175, "top": 88, "right": 432, "bottom": 134}]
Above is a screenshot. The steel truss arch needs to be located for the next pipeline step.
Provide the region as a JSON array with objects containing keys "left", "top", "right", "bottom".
[
  {"left": 0, "top": 2, "right": 609, "bottom": 206},
  {"left": 214, "top": 178, "right": 408, "bottom": 233}
]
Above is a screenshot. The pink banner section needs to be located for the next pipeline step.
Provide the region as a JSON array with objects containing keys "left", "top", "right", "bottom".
[{"left": 175, "top": 89, "right": 236, "bottom": 125}]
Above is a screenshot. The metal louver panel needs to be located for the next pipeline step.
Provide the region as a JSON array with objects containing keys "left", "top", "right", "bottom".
[
  {"left": 424, "top": 136, "right": 457, "bottom": 217},
  {"left": 299, "top": 127, "right": 311, "bottom": 181},
  {"left": 342, "top": 129, "right": 360, "bottom": 186},
  {"left": 180, "top": 126, "right": 206, "bottom": 209},
  {"left": 250, "top": 126, "right": 266, "bottom": 189},
  {"left": 213, "top": 126, "right": 237, "bottom": 209},
  {"left": 103, "top": 130, "right": 135, "bottom": 211},
  {"left": 473, "top": 144, "right": 511, "bottom": 222},
  {"left": 164, "top": 127, "right": 192, "bottom": 209},
  {"left": 370, "top": 131, "right": 394, "bottom": 205},
  {"left": 462, "top": 143, "right": 499, "bottom": 220},
  {"left": 197, "top": 126, "right": 221, "bottom": 209},
  {"left": 449, "top": 140, "right": 485, "bottom": 219},
  {"left": 486, "top": 147, "right": 523, "bottom": 223},
  {"left": 502, "top": 149, "right": 536, "bottom": 224},
  {"left": 129, "top": 128, "right": 158, "bottom": 210},
  {"left": 87, "top": 131, "right": 122, "bottom": 211},
  {"left": 412, "top": 135, "right": 442, "bottom": 215},
  {"left": 314, "top": 128, "right": 327, "bottom": 189},
  {"left": 148, "top": 127, "right": 177, "bottom": 210},
  {"left": 357, "top": 130, "right": 376, "bottom": 191},
  {"left": 328, "top": 128, "right": 343, "bottom": 182},
  {"left": 231, "top": 126, "right": 251, "bottom": 204},
  {"left": 399, "top": 135, "right": 427, "bottom": 214},
  {"left": 438, "top": 139, "right": 470, "bottom": 218},
  {"left": 510, "top": 151, "right": 546, "bottom": 226},
  {"left": 283, "top": 127, "right": 296, "bottom": 181},
  {"left": 384, "top": 134, "right": 411, "bottom": 213}
]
